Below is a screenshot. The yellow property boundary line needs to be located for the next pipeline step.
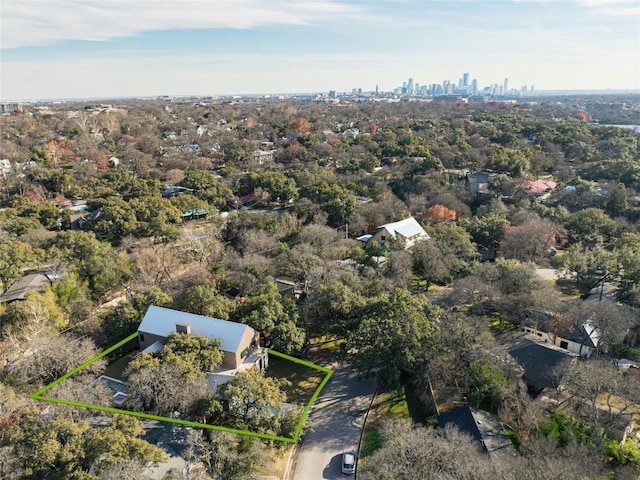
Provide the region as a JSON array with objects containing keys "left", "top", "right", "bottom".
[{"left": 30, "top": 333, "right": 333, "bottom": 443}]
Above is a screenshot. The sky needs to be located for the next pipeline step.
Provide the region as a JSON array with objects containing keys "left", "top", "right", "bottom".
[{"left": 1, "top": 0, "right": 639, "bottom": 101}]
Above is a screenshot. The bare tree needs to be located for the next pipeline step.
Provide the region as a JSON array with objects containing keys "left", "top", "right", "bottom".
[{"left": 125, "top": 361, "right": 207, "bottom": 417}]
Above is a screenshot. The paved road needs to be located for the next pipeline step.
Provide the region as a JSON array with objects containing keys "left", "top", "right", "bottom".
[{"left": 286, "top": 366, "right": 377, "bottom": 480}]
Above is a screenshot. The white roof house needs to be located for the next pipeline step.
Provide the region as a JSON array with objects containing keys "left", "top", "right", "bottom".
[
  {"left": 369, "top": 216, "right": 430, "bottom": 249},
  {"left": 137, "top": 306, "right": 261, "bottom": 369}
]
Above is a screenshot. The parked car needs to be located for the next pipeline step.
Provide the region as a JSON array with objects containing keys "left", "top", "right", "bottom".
[{"left": 342, "top": 450, "right": 356, "bottom": 475}]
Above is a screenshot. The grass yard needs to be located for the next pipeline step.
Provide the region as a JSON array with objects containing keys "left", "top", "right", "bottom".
[
  {"left": 264, "top": 355, "right": 326, "bottom": 405},
  {"left": 555, "top": 278, "right": 585, "bottom": 298},
  {"left": 304, "top": 335, "right": 343, "bottom": 366},
  {"left": 360, "top": 384, "right": 428, "bottom": 459},
  {"left": 488, "top": 314, "right": 518, "bottom": 335},
  {"left": 260, "top": 444, "right": 294, "bottom": 479},
  {"left": 102, "top": 350, "right": 139, "bottom": 380}
]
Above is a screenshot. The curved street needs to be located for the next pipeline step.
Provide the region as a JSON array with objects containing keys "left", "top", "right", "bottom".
[{"left": 285, "top": 366, "right": 378, "bottom": 480}]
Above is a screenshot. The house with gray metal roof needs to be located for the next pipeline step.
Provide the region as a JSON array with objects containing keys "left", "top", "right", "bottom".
[{"left": 137, "top": 306, "right": 263, "bottom": 370}]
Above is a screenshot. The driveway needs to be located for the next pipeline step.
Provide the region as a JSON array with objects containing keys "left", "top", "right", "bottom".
[{"left": 286, "top": 365, "right": 378, "bottom": 480}]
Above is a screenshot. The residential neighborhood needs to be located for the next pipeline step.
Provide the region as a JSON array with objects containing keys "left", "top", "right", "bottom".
[{"left": 0, "top": 93, "right": 639, "bottom": 480}]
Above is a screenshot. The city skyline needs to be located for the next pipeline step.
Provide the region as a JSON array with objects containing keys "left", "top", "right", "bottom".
[
  {"left": 391, "top": 73, "right": 535, "bottom": 98},
  {"left": 1, "top": 0, "right": 639, "bottom": 101}
]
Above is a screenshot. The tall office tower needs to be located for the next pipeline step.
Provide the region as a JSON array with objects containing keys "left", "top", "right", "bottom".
[
  {"left": 463, "top": 72, "right": 470, "bottom": 87},
  {"left": 407, "top": 77, "right": 414, "bottom": 95},
  {"left": 503, "top": 78, "right": 508, "bottom": 95},
  {"left": 376, "top": 84, "right": 379, "bottom": 95},
  {"left": 530, "top": 85, "right": 535, "bottom": 96},
  {"left": 471, "top": 79, "right": 478, "bottom": 95}
]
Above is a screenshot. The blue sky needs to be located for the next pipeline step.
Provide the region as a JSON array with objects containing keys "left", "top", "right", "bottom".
[{"left": 1, "top": 0, "right": 639, "bottom": 100}]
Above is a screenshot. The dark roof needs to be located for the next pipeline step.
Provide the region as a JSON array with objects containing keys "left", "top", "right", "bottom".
[
  {"left": 508, "top": 338, "right": 574, "bottom": 389},
  {"left": 439, "top": 405, "right": 484, "bottom": 450},
  {"left": 438, "top": 406, "right": 516, "bottom": 460},
  {"left": 523, "top": 312, "right": 598, "bottom": 349},
  {"left": 0, "top": 271, "right": 53, "bottom": 303}
]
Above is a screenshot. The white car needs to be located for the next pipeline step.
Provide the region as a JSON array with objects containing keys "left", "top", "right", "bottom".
[{"left": 341, "top": 450, "right": 356, "bottom": 475}]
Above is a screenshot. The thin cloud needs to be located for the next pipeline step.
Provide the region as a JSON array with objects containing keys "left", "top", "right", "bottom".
[
  {"left": 576, "top": 0, "right": 640, "bottom": 14},
  {"left": 1, "top": 0, "right": 366, "bottom": 49}
]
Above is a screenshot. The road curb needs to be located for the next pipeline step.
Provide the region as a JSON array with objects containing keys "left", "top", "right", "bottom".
[
  {"left": 355, "top": 380, "right": 380, "bottom": 479},
  {"left": 282, "top": 442, "right": 296, "bottom": 480}
]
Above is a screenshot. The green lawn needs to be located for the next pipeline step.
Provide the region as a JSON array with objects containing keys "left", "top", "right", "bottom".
[
  {"left": 102, "top": 351, "right": 138, "bottom": 380},
  {"left": 488, "top": 314, "right": 518, "bottom": 335},
  {"left": 555, "top": 278, "right": 585, "bottom": 298},
  {"left": 264, "top": 355, "right": 325, "bottom": 405},
  {"left": 304, "top": 336, "right": 343, "bottom": 366},
  {"left": 361, "top": 384, "right": 428, "bottom": 459}
]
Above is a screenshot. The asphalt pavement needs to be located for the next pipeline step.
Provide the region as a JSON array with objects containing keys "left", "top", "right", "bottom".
[{"left": 285, "top": 365, "right": 378, "bottom": 480}]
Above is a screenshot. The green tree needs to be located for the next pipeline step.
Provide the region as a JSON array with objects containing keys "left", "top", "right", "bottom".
[
  {"left": 468, "top": 359, "right": 510, "bottom": 408},
  {"left": 179, "top": 170, "right": 233, "bottom": 209},
  {"left": 412, "top": 225, "right": 478, "bottom": 290},
  {"left": 248, "top": 170, "right": 299, "bottom": 202},
  {"left": 84, "top": 197, "right": 138, "bottom": 240},
  {"left": 301, "top": 182, "right": 357, "bottom": 227},
  {"left": 0, "top": 240, "right": 40, "bottom": 293},
  {"left": 49, "top": 271, "right": 91, "bottom": 314},
  {"left": 100, "top": 288, "right": 172, "bottom": 346},
  {"left": 486, "top": 147, "right": 531, "bottom": 177},
  {"left": 555, "top": 243, "right": 618, "bottom": 291},
  {"left": 161, "top": 332, "right": 224, "bottom": 381},
  {"left": 51, "top": 231, "right": 131, "bottom": 299},
  {"left": 232, "top": 283, "right": 305, "bottom": 354},
  {"left": 468, "top": 212, "right": 509, "bottom": 254},
  {"left": 129, "top": 195, "right": 182, "bottom": 239},
  {"left": 216, "top": 368, "right": 290, "bottom": 433},
  {"left": 175, "top": 281, "right": 235, "bottom": 319},
  {"left": 346, "top": 289, "right": 442, "bottom": 386},
  {"left": 306, "top": 278, "right": 367, "bottom": 335},
  {"left": 5, "top": 412, "right": 166, "bottom": 479},
  {"left": 564, "top": 208, "right": 616, "bottom": 247}
]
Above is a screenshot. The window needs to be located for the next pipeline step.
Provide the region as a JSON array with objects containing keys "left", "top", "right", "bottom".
[
  {"left": 380, "top": 235, "right": 386, "bottom": 241},
  {"left": 560, "top": 340, "right": 569, "bottom": 349},
  {"left": 139, "top": 333, "right": 145, "bottom": 342}
]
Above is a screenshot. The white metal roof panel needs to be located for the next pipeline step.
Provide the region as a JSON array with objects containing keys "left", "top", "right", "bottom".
[
  {"left": 138, "top": 305, "right": 251, "bottom": 353},
  {"left": 379, "top": 217, "right": 427, "bottom": 239}
]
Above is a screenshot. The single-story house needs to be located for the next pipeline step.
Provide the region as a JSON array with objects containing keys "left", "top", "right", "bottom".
[
  {"left": 507, "top": 337, "right": 576, "bottom": 392},
  {"left": 366, "top": 216, "right": 430, "bottom": 249},
  {"left": 519, "top": 179, "right": 557, "bottom": 196},
  {"left": 522, "top": 311, "right": 600, "bottom": 358},
  {"left": 438, "top": 405, "right": 517, "bottom": 461},
  {"left": 137, "top": 306, "right": 265, "bottom": 370},
  {"left": 0, "top": 269, "right": 57, "bottom": 303}
]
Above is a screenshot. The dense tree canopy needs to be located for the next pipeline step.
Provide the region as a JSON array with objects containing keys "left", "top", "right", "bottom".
[{"left": 1, "top": 96, "right": 639, "bottom": 479}]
